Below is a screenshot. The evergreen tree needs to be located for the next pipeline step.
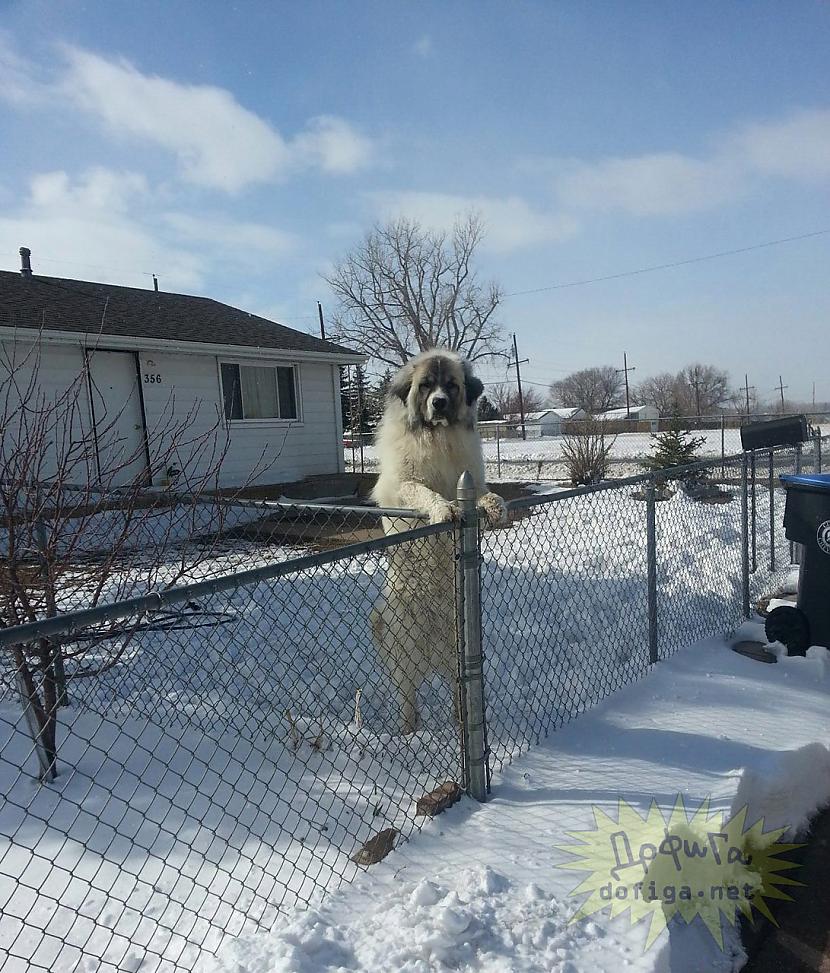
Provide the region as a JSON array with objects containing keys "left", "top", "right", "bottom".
[
  {"left": 642, "top": 413, "right": 706, "bottom": 471},
  {"left": 477, "top": 395, "right": 501, "bottom": 421},
  {"left": 340, "top": 365, "right": 372, "bottom": 433}
]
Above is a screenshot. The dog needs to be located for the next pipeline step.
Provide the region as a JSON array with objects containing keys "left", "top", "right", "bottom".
[{"left": 369, "top": 349, "right": 506, "bottom": 733}]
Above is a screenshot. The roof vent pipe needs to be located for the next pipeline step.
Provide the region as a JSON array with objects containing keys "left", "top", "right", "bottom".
[
  {"left": 153, "top": 274, "right": 159, "bottom": 292},
  {"left": 19, "top": 247, "right": 32, "bottom": 276}
]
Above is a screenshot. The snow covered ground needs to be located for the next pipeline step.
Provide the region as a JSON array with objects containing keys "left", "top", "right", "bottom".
[
  {"left": 346, "top": 429, "right": 744, "bottom": 478},
  {"left": 209, "top": 634, "right": 830, "bottom": 973},
  {"left": 0, "top": 482, "right": 802, "bottom": 972}
]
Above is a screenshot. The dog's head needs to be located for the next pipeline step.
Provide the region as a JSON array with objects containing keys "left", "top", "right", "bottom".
[{"left": 388, "top": 349, "right": 484, "bottom": 429}]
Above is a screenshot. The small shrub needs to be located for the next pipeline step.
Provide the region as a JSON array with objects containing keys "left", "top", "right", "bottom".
[{"left": 561, "top": 419, "right": 616, "bottom": 486}]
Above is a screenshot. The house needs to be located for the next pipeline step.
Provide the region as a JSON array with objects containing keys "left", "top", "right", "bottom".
[
  {"left": 479, "top": 407, "right": 587, "bottom": 440},
  {"left": 595, "top": 404, "right": 660, "bottom": 432},
  {"left": 0, "top": 251, "right": 363, "bottom": 488}
]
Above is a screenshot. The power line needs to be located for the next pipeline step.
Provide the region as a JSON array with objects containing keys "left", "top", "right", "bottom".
[{"left": 505, "top": 228, "right": 830, "bottom": 298}]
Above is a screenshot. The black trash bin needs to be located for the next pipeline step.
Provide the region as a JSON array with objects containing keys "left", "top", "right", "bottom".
[{"left": 765, "top": 472, "right": 830, "bottom": 654}]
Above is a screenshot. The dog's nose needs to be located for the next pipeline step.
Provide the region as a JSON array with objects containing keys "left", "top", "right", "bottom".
[{"left": 432, "top": 395, "right": 448, "bottom": 411}]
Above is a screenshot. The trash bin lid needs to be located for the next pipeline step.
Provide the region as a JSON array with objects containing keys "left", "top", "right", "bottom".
[{"left": 779, "top": 473, "right": 830, "bottom": 492}]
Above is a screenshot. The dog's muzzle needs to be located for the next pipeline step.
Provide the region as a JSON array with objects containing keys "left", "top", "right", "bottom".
[{"left": 427, "top": 393, "right": 450, "bottom": 426}]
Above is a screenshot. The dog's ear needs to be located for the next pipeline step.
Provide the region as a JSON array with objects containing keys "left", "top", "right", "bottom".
[
  {"left": 462, "top": 361, "right": 484, "bottom": 405},
  {"left": 389, "top": 362, "right": 414, "bottom": 403}
]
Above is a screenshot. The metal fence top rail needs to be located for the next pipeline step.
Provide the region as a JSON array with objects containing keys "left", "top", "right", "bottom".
[
  {"left": 0, "top": 520, "right": 452, "bottom": 647},
  {"left": 5, "top": 436, "right": 824, "bottom": 647}
]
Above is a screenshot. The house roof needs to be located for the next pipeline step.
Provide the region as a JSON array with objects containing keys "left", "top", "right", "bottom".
[
  {"left": 504, "top": 408, "right": 584, "bottom": 422},
  {"left": 597, "top": 405, "right": 658, "bottom": 419},
  {"left": 0, "top": 270, "right": 360, "bottom": 359}
]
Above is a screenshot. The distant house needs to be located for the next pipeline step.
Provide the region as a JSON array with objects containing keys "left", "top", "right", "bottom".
[
  {"left": 479, "top": 407, "right": 587, "bottom": 439},
  {"left": 0, "top": 251, "right": 363, "bottom": 487},
  {"left": 595, "top": 404, "right": 660, "bottom": 432}
]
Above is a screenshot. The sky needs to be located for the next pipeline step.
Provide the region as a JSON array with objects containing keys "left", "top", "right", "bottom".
[{"left": 1, "top": 1, "right": 829, "bottom": 404}]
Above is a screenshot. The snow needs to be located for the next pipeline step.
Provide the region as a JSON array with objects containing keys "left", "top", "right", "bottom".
[
  {"left": 348, "top": 428, "right": 744, "bottom": 474},
  {"left": 0, "top": 479, "right": 816, "bottom": 972},
  {"left": 209, "top": 637, "right": 830, "bottom": 973}
]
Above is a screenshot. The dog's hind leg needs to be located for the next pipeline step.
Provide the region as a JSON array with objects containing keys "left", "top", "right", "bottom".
[{"left": 371, "top": 601, "right": 421, "bottom": 734}]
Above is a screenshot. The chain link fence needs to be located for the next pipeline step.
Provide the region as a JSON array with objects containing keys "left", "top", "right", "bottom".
[
  {"left": 1, "top": 435, "right": 825, "bottom": 970},
  {"left": 345, "top": 412, "right": 829, "bottom": 483}
]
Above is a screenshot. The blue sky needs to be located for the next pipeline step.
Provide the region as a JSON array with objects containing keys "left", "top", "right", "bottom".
[{"left": 1, "top": 1, "right": 829, "bottom": 403}]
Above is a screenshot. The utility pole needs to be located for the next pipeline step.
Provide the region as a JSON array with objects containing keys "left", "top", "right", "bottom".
[
  {"left": 813, "top": 381, "right": 816, "bottom": 410},
  {"left": 616, "top": 352, "right": 636, "bottom": 419},
  {"left": 317, "top": 302, "right": 326, "bottom": 341},
  {"left": 511, "top": 333, "right": 529, "bottom": 441},
  {"left": 776, "top": 376, "right": 788, "bottom": 413},
  {"left": 743, "top": 374, "right": 756, "bottom": 416}
]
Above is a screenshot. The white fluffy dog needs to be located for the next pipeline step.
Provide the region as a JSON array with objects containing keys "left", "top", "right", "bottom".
[{"left": 370, "top": 349, "right": 506, "bottom": 733}]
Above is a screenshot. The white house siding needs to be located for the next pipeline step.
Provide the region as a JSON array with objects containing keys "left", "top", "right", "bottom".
[
  {"left": 0, "top": 339, "right": 96, "bottom": 482},
  {"left": 137, "top": 351, "right": 342, "bottom": 486}
]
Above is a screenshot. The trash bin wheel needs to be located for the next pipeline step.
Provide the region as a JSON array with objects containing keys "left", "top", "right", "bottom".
[{"left": 765, "top": 605, "right": 810, "bottom": 657}]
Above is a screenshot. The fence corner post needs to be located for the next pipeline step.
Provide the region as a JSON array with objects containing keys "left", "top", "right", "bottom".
[
  {"left": 456, "top": 471, "right": 488, "bottom": 802},
  {"left": 741, "top": 453, "right": 751, "bottom": 618},
  {"left": 814, "top": 432, "right": 822, "bottom": 474},
  {"left": 645, "top": 475, "right": 658, "bottom": 663}
]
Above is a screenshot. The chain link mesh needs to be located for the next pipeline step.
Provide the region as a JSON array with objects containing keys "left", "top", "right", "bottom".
[
  {"left": 1, "top": 514, "right": 461, "bottom": 972},
  {"left": 1, "top": 436, "right": 825, "bottom": 970}
]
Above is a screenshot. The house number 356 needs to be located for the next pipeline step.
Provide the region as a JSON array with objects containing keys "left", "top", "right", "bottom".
[{"left": 143, "top": 373, "right": 162, "bottom": 384}]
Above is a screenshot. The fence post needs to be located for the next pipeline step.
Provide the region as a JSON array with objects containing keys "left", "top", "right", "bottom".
[
  {"left": 456, "top": 471, "right": 488, "bottom": 802},
  {"left": 815, "top": 433, "right": 822, "bottom": 474},
  {"left": 768, "top": 450, "right": 776, "bottom": 572},
  {"left": 646, "top": 475, "right": 658, "bottom": 663},
  {"left": 791, "top": 444, "right": 802, "bottom": 564},
  {"left": 496, "top": 424, "right": 502, "bottom": 480},
  {"left": 741, "top": 454, "right": 751, "bottom": 617},
  {"left": 720, "top": 414, "right": 725, "bottom": 478},
  {"left": 750, "top": 450, "right": 757, "bottom": 573}
]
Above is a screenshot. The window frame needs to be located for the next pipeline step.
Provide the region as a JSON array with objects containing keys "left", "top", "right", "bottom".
[{"left": 219, "top": 360, "right": 302, "bottom": 425}]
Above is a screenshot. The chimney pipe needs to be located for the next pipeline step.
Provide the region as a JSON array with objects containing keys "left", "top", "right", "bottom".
[
  {"left": 19, "top": 247, "right": 32, "bottom": 277},
  {"left": 152, "top": 274, "right": 159, "bottom": 292}
]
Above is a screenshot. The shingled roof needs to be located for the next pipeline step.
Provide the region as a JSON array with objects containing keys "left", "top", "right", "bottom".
[{"left": 0, "top": 270, "right": 360, "bottom": 358}]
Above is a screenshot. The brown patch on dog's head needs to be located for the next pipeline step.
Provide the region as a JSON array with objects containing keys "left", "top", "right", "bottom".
[{"left": 388, "top": 350, "right": 484, "bottom": 429}]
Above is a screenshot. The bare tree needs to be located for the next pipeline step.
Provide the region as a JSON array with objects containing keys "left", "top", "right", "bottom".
[
  {"left": 1, "top": 337, "right": 277, "bottom": 777},
  {"left": 635, "top": 372, "right": 685, "bottom": 416},
  {"left": 489, "top": 382, "right": 546, "bottom": 416},
  {"left": 325, "top": 213, "right": 505, "bottom": 366},
  {"left": 677, "top": 363, "right": 730, "bottom": 416},
  {"left": 550, "top": 366, "right": 623, "bottom": 414}
]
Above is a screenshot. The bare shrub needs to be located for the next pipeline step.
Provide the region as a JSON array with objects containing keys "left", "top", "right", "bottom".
[
  {"left": 1, "top": 334, "right": 278, "bottom": 777},
  {"left": 560, "top": 419, "right": 617, "bottom": 486}
]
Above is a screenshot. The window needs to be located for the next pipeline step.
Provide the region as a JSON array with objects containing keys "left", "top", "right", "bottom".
[{"left": 221, "top": 363, "right": 299, "bottom": 420}]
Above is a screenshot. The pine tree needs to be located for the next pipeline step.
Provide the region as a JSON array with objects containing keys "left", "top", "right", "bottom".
[
  {"left": 477, "top": 395, "right": 501, "bottom": 421},
  {"left": 642, "top": 412, "right": 710, "bottom": 494}
]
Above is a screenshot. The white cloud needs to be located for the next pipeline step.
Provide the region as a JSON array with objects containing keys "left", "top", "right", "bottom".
[
  {"left": 370, "top": 191, "right": 578, "bottom": 253},
  {"left": 29, "top": 167, "right": 148, "bottom": 214},
  {"left": 292, "top": 115, "right": 373, "bottom": 174},
  {"left": 1, "top": 39, "right": 373, "bottom": 192},
  {"left": 732, "top": 108, "right": 830, "bottom": 181},
  {"left": 553, "top": 107, "right": 830, "bottom": 216},
  {"left": 556, "top": 152, "right": 740, "bottom": 215},
  {"left": 162, "top": 212, "right": 296, "bottom": 257},
  {"left": 1, "top": 168, "right": 302, "bottom": 292}
]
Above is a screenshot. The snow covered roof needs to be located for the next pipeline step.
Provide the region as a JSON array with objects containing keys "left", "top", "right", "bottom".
[
  {"left": 597, "top": 405, "right": 659, "bottom": 420},
  {"left": 502, "top": 408, "right": 584, "bottom": 423}
]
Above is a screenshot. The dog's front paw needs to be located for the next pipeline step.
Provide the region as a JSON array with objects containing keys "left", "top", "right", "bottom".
[
  {"left": 428, "top": 500, "right": 458, "bottom": 524},
  {"left": 477, "top": 492, "right": 507, "bottom": 528}
]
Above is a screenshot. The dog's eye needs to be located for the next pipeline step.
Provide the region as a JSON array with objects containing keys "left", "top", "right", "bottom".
[
  {"left": 420, "top": 381, "right": 432, "bottom": 390},
  {"left": 446, "top": 381, "right": 458, "bottom": 392}
]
